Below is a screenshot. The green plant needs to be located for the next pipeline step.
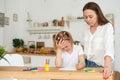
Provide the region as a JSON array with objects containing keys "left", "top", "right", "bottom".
[
  {"left": 36, "top": 45, "right": 42, "bottom": 48},
  {"left": 29, "top": 44, "right": 35, "bottom": 48},
  {"left": 12, "top": 38, "right": 24, "bottom": 48},
  {"left": 52, "top": 19, "right": 59, "bottom": 26},
  {"left": 0, "top": 45, "right": 9, "bottom": 63},
  {"left": 52, "top": 19, "right": 59, "bottom": 23}
]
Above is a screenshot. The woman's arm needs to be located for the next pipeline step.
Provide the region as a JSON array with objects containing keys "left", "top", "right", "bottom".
[
  {"left": 104, "top": 56, "right": 112, "bottom": 68},
  {"left": 103, "top": 23, "right": 114, "bottom": 79},
  {"left": 103, "top": 56, "right": 113, "bottom": 79}
]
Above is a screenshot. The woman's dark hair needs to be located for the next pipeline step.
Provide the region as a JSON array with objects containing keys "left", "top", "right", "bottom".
[{"left": 83, "top": 2, "right": 109, "bottom": 25}]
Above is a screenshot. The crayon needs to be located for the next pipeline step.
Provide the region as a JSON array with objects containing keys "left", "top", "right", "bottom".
[
  {"left": 29, "top": 67, "right": 38, "bottom": 71},
  {"left": 23, "top": 67, "right": 38, "bottom": 71}
]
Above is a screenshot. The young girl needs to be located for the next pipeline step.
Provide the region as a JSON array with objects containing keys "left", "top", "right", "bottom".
[{"left": 53, "top": 31, "right": 85, "bottom": 70}]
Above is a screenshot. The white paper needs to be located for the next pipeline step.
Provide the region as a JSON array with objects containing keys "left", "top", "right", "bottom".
[{"left": 59, "top": 67, "right": 77, "bottom": 71}]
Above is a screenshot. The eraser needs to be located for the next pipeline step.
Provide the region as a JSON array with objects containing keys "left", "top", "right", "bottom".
[{"left": 39, "top": 67, "right": 44, "bottom": 71}]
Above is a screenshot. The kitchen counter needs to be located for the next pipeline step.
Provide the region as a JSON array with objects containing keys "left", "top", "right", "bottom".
[
  {"left": 8, "top": 52, "right": 56, "bottom": 56},
  {"left": 8, "top": 52, "right": 56, "bottom": 67},
  {"left": 0, "top": 66, "right": 113, "bottom": 80}
]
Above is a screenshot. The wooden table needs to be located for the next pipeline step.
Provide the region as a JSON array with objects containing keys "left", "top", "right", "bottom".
[{"left": 0, "top": 66, "right": 112, "bottom": 80}]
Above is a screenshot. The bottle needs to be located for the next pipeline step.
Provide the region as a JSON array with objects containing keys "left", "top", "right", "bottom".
[
  {"left": 59, "top": 17, "right": 64, "bottom": 27},
  {"left": 44, "top": 59, "right": 50, "bottom": 72}
]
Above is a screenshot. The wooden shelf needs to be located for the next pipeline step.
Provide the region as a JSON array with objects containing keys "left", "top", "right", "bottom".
[{"left": 27, "top": 26, "right": 64, "bottom": 34}]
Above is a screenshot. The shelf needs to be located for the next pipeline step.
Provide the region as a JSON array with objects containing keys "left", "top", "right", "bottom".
[
  {"left": 66, "top": 16, "right": 84, "bottom": 22},
  {"left": 68, "top": 19, "right": 84, "bottom": 22},
  {"left": 27, "top": 26, "right": 64, "bottom": 34}
]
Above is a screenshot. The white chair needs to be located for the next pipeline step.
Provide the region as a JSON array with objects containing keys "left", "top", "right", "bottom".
[
  {"left": 0, "top": 54, "right": 51, "bottom": 80},
  {"left": 0, "top": 54, "right": 24, "bottom": 80},
  {"left": 0, "top": 54, "right": 24, "bottom": 66}
]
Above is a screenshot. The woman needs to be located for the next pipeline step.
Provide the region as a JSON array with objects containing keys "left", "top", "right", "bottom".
[
  {"left": 82, "top": 2, "right": 114, "bottom": 79},
  {"left": 53, "top": 31, "right": 85, "bottom": 70}
]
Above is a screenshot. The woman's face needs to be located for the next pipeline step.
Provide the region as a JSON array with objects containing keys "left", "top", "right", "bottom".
[{"left": 83, "top": 9, "right": 98, "bottom": 27}]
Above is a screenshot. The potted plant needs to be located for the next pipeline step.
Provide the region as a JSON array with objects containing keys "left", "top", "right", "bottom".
[
  {"left": 29, "top": 44, "right": 35, "bottom": 53},
  {"left": 12, "top": 38, "right": 24, "bottom": 52},
  {"left": 52, "top": 19, "right": 59, "bottom": 26},
  {"left": 36, "top": 45, "right": 42, "bottom": 50},
  {"left": 0, "top": 45, "right": 9, "bottom": 63}
]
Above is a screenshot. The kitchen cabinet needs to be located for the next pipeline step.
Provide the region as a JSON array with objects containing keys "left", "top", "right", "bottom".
[
  {"left": 0, "top": 54, "right": 24, "bottom": 66},
  {"left": 22, "top": 54, "right": 56, "bottom": 67}
]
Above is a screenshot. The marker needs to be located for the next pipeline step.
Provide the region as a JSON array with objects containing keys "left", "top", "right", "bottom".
[
  {"left": 39, "top": 67, "right": 44, "bottom": 71},
  {"left": 23, "top": 67, "right": 38, "bottom": 71},
  {"left": 83, "top": 68, "right": 95, "bottom": 72},
  {"left": 29, "top": 67, "right": 38, "bottom": 71}
]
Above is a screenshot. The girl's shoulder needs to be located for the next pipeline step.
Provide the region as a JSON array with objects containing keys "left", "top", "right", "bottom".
[{"left": 73, "top": 44, "right": 83, "bottom": 49}]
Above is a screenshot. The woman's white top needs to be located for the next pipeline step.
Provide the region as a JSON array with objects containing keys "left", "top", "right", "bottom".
[
  {"left": 83, "top": 23, "right": 114, "bottom": 66},
  {"left": 62, "top": 44, "right": 84, "bottom": 67}
]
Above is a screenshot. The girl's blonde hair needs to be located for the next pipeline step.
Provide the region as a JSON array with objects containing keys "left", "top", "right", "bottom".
[{"left": 53, "top": 31, "right": 73, "bottom": 48}]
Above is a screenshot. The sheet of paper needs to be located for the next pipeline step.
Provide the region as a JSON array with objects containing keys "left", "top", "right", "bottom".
[{"left": 59, "top": 67, "right": 77, "bottom": 71}]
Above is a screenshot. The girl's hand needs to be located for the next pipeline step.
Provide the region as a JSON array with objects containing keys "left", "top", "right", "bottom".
[
  {"left": 77, "top": 55, "right": 86, "bottom": 70},
  {"left": 56, "top": 39, "right": 68, "bottom": 50},
  {"left": 76, "top": 63, "right": 85, "bottom": 70}
]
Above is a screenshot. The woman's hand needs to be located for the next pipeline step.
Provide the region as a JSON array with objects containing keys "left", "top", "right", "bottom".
[
  {"left": 103, "top": 56, "right": 113, "bottom": 79},
  {"left": 103, "top": 66, "right": 112, "bottom": 79}
]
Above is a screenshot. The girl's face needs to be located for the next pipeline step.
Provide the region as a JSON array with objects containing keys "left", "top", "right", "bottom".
[
  {"left": 62, "top": 40, "right": 72, "bottom": 52},
  {"left": 83, "top": 9, "right": 98, "bottom": 27}
]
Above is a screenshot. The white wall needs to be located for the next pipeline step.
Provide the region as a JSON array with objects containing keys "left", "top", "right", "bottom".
[
  {"left": 114, "top": 14, "right": 120, "bottom": 72},
  {"left": 0, "top": 0, "right": 5, "bottom": 45},
  {"left": 0, "top": 0, "right": 120, "bottom": 71},
  {"left": 3, "top": 0, "right": 120, "bottom": 50}
]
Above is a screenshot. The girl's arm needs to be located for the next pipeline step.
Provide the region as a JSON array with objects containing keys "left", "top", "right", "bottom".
[
  {"left": 55, "top": 48, "right": 62, "bottom": 68},
  {"left": 55, "top": 39, "right": 69, "bottom": 68}
]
